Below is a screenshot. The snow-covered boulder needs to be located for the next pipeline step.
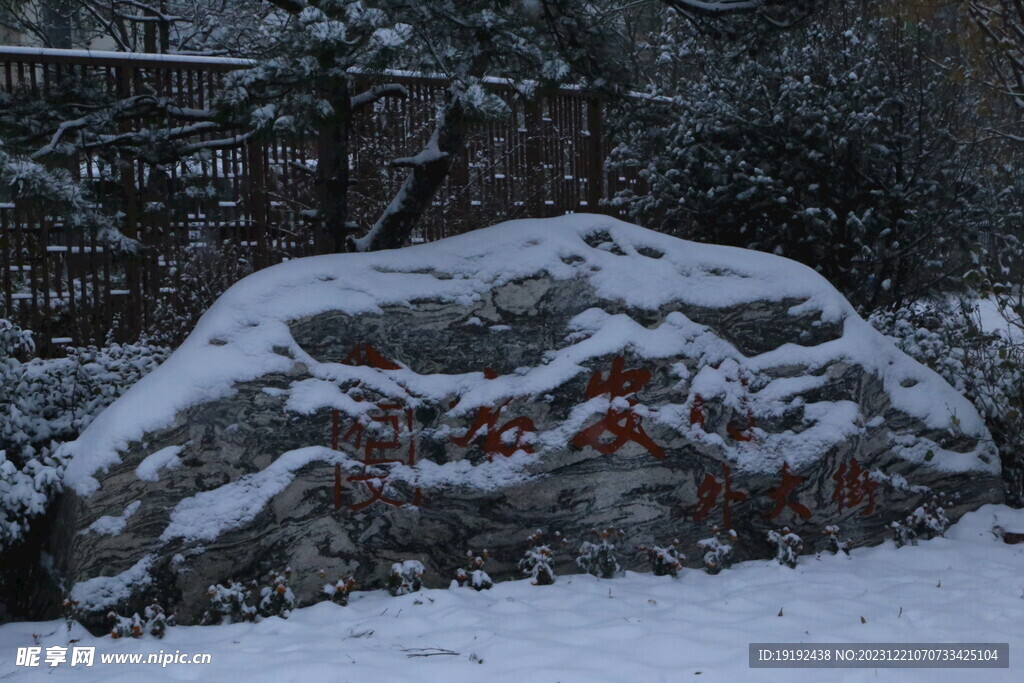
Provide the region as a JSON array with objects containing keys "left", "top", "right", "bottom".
[{"left": 51, "top": 215, "right": 1001, "bottom": 629}]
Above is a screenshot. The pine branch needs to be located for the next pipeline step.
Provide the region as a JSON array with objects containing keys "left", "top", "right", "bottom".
[{"left": 350, "top": 84, "right": 408, "bottom": 110}]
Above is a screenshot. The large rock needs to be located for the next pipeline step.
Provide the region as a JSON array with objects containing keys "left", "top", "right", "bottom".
[{"left": 52, "top": 215, "right": 1001, "bottom": 629}]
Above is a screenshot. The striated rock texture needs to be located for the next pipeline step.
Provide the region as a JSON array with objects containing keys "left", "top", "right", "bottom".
[{"left": 51, "top": 215, "right": 1001, "bottom": 630}]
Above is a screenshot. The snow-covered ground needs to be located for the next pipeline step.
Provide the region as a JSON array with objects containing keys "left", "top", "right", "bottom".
[
  {"left": 2, "top": 504, "right": 1022, "bottom": 682},
  {"left": 974, "top": 296, "right": 1023, "bottom": 343}
]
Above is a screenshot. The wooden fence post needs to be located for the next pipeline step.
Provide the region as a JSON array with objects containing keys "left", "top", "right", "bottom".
[
  {"left": 587, "top": 96, "right": 605, "bottom": 213},
  {"left": 524, "top": 97, "right": 544, "bottom": 218},
  {"left": 245, "top": 138, "right": 269, "bottom": 269}
]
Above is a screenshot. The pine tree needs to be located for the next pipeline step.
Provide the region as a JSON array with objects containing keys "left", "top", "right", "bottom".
[{"left": 612, "top": 5, "right": 1011, "bottom": 310}]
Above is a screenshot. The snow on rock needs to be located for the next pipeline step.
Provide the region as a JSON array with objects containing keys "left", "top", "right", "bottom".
[
  {"left": 49, "top": 215, "right": 1001, "bottom": 630},
  {"left": 135, "top": 446, "right": 185, "bottom": 482},
  {"left": 82, "top": 500, "right": 141, "bottom": 536},
  {"left": 68, "top": 556, "right": 154, "bottom": 613},
  {"left": 160, "top": 447, "right": 354, "bottom": 543},
  {"left": 61, "top": 215, "right": 992, "bottom": 491}
]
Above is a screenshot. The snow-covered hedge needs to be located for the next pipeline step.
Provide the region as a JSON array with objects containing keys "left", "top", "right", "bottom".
[
  {"left": 611, "top": 11, "right": 1015, "bottom": 310},
  {"left": 870, "top": 297, "right": 1024, "bottom": 503},
  {"left": 0, "top": 319, "right": 168, "bottom": 551}
]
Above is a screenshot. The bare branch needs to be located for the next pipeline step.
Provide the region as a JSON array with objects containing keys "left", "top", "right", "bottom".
[
  {"left": 80, "top": 1, "right": 133, "bottom": 52},
  {"left": 114, "top": 0, "right": 188, "bottom": 23},
  {"left": 350, "top": 84, "right": 409, "bottom": 110}
]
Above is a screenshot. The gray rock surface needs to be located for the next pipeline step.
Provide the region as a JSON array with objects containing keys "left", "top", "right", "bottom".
[{"left": 51, "top": 216, "right": 1002, "bottom": 630}]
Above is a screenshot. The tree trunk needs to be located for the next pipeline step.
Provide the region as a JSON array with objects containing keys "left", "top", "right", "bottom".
[
  {"left": 314, "top": 74, "right": 351, "bottom": 254},
  {"left": 357, "top": 93, "right": 467, "bottom": 252}
]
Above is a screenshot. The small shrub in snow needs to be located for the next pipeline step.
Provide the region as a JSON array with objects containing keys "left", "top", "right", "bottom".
[
  {"left": 890, "top": 520, "right": 918, "bottom": 548},
  {"left": 201, "top": 579, "right": 257, "bottom": 625},
  {"left": 575, "top": 528, "right": 624, "bottom": 579},
  {"left": 144, "top": 603, "right": 171, "bottom": 638},
  {"left": 107, "top": 603, "right": 173, "bottom": 639},
  {"left": 455, "top": 550, "right": 493, "bottom": 591},
  {"left": 697, "top": 526, "right": 736, "bottom": 575},
  {"left": 108, "top": 611, "right": 144, "bottom": 639},
  {"left": 892, "top": 499, "right": 950, "bottom": 548},
  {"left": 388, "top": 560, "right": 424, "bottom": 597},
  {"left": 61, "top": 598, "right": 78, "bottom": 627},
  {"left": 258, "top": 567, "right": 295, "bottom": 619},
  {"left": 322, "top": 574, "right": 356, "bottom": 606},
  {"left": 909, "top": 500, "right": 950, "bottom": 539},
  {"left": 823, "top": 525, "right": 852, "bottom": 556},
  {"left": 638, "top": 540, "right": 684, "bottom": 578},
  {"left": 519, "top": 530, "right": 562, "bottom": 586},
  {"left": 767, "top": 527, "right": 803, "bottom": 568}
]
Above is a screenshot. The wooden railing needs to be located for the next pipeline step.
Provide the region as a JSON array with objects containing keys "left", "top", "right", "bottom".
[{"left": 0, "top": 47, "right": 645, "bottom": 353}]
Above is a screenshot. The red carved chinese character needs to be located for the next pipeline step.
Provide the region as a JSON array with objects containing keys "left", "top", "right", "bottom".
[
  {"left": 346, "top": 475, "right": 405, "bottom": 512},
  {"left": 727, "top": 420, "right": 754, "bottom": 442},
  {"left": 333, "top": 463, "right": 342, "bottom": 511},
  {"left": 342, "top": 401, "right": 416, "bottom": 465},
  {"left": 584, "top": 356, "right": 651, "bottom": 400},
  {"left": 693, "top": 463, "right": 748, "bottom": 528},
  {"left": 342, "top": 343, "right": 401, "bottom": 370},
  {"left": 330, "top": 399, "right": 420, "bottom": 511},
  {"left": 729, "top": 372, "right": 757, "bottom": 442},
  {"left": 572, "top": 409, "right": 665, "bottom": 458},
  {"left": 452, "top": 401, "right": 535, "bottom": 460},
  {"left": 690, "top": 394, "right": 706, "bottom": 428},
  {"left": 572, "top": 356, "right": 664, "bottom": 458},
  {"left": 832, "top": 458, "right": 877, "bottom": 516},
  {"left": 761, "top": 463, "right": 812, "bottom": 521}
]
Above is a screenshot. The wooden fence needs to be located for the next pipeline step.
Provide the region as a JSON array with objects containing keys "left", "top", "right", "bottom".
[{"left": 0, "top": 47, "right": 644, "bottom": 354}]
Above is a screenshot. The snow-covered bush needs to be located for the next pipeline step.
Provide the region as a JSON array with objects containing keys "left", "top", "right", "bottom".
[
  {"left": 0, "top": 319, "right": 168, "bottom": 553},
  {"left": 201, "top": 580, "right": 257, "bottom": 625},
  {"left": 639, "top": 541, "right": 684, "bottom": 578},
  {"left": 519, "top": 530, "right": 562, "bottom": 586},
  {"left": 144, "top": 603, "right": 171, "bottom": 639},
  {"left": 612, "top": 9, "right": 1009, "bottom": 310},
  {"left": 696, "top": 526, "right": 736, "bottom": 575},
  {"left": 107, "top": 611, "right": 144, "bottom": 640},
  {"left": 322, "top": 575, "right": 356, "bottom": 606},
  {"left": 388, "top": 560, "right": 424, "bottom": 597},
  {"left": 823, "top": 525, "right": 852, "bottom": 556},
  {"left": 107, "top": 603, "right": 172, "bottom": 639},
  {"left": 890, "top": 520, "right": 918, "bottom": 549},
  {"left": 455, "top": 550, "right": 493, "bottom": 591},
  {"left": 918, "top": 502, "right": 951, "bottom": 538},
  {"left": 575, "top": 528, "right": 624, "bottom": 579},
  {"left": 767, "top": 527, "right": 803, "bottom": 568},
  {"left": 890, "top": 498, "right": 949, "bottom": 549},
  {"left": 258, "top": 567, "right": 296, "bottom": 619},
  {"left": 203, "top": 567, "right": 296, "bottom": 623},
  {"left": 870, "top": 298, "right": 1024, "bottom": 504}
]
